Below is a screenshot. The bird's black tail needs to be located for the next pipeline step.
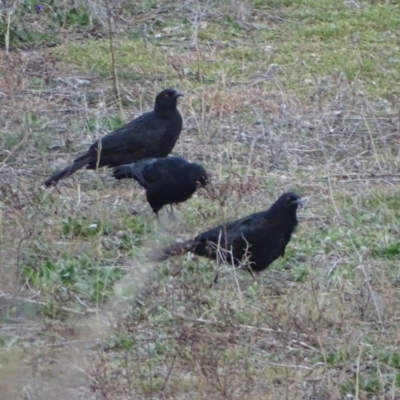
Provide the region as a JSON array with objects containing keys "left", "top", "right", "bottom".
[
  {"left": 112, "top": 164, "right": 135, "bottom": 180},
  {"left": 113, "top": 158, "right": 158, "bottom": 184},
  {"left": 150, "top": 240, "right": 194, "bottom": 262},
  {"left": 44, "top": 156, "right": 90, "bottom": 187}
]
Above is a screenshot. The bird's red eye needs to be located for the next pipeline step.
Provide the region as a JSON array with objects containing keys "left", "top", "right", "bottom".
[{"left": 164, "top": 93, "right": 171, "bottom": 99}]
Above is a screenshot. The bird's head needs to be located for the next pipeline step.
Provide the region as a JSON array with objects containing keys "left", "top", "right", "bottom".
[
  {"left": 155, "top": 88, "right": 183, "bottom": 111},
  {"left": 187, "top": 164, "right": 208, "bottom": 189},
  {"left": 277, "top": 192, "right": 303, "bottom": 210}
]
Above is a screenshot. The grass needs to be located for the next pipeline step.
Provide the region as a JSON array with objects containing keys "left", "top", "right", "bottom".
[
  {"left": 51, "top": 0, "right": 400, "bottom": 98},
  {"left": 1, "top": 0, "right": 400, "bottom": 398}
]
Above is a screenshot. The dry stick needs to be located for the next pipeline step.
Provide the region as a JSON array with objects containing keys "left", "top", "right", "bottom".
[
  {"left": 2, "top": 121, "right": 31, "bottom": 164},
  {"left": 244, "top": 107, "right": 264, "bottom": 184},
  {"left": 103, "top": 0, "right": 123, "bottom": 115},
  {"left": 309, "top": 275, "right": 321, "bottom": 316},
  {"left": 323, "top": 173, "right": 400, "bottom": 179},
  {"left": 4, "top": 7, "right": 11, "bottom": 53},
  {"left": 355, "top": 345, "right": 363, "bottom": 400},
  {"left": 325, "top": 163, "right": 341, "bottom": 217},
  {"left": 241, "top": 344, "right": 313, "bottom": 370},
  {"left": 96, "top": 138, "right": 102, "bottom": 171},
  {"left": 0, "top": 293, "right": 99, "bottom": 314},
  {"left": 350, "top": 238, "right": 384, "bottom": 329},
  {"left": 0, "top": 205, "right": 2, "bottom": 275},
  {"left": 185, "top": 316, "right": 312, "bottom": 339},
  {"left": 160, "top": 354, "right": 177, "bottom": 392},
  {"left": 364, "top": 115, "right": 381, "bottom": 170},
  {"left": 147, "top": 332, "right": 154, "bottom": 396},
  {"left": 3, "top": 0, "right": 21, "bottom": 53}
]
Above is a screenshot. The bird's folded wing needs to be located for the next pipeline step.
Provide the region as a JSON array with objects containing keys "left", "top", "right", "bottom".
[
  {"left": 124, "top": 158, "right": 158, "bottom": 185},
  {"left": 195, "top": 211, "right": 268, "bottom": 247},
  {"left": 142, "top": 161, "right": 177, "bottom": 184},
  {"left": 88, "top": 114, "right": 167, "bottom": 155}
]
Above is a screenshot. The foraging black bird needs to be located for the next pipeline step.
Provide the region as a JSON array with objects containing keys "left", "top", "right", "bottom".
[
  {"left": 154, "top": 192, "right": 302, "bottom": 280},
  {"left": 113, "top": 156, "right": 208, "bottom": 216},
  {"left": 44, "top": 88, "right": 183, "bottom": 187}
]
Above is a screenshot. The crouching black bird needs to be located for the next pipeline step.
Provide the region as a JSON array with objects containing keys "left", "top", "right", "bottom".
[
  {"left": 154, "top": 192, "right": 302, "bottom": 282},
  {"left": 113, "top": 156, "right": 208, "bottom": 216},
  {"left": 44, "top": 89, "right": 183, "bottom": 187}
]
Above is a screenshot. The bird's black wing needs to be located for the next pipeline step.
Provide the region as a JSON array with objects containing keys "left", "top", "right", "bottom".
[
  {"left": 81, "top": 112, "right": 168, "bottom": 158},
  {"left": 141, "top": 157, "right": 188, "bottom": 185},
  {"left": 193, "top": 211, "right": 267, "bottom": 251}
]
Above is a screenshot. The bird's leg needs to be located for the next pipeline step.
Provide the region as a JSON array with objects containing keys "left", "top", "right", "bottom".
[
  {"left": 155, "top": 211, "right": 175, "bottom": 233},
  {"left": 167, "top": 204, "right": 175, "bottom": 218},
  {"left": 155, "top": 211, "right": 166, "bottom": 232},
  {"left": 166, "top": 204, "right": 177, "bottom": 220}
]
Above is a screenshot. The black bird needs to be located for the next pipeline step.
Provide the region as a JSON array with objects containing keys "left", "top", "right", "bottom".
[
  {"left": 154, "top": 192, "right": 302, "bottom": 281},
  {"left": 113, "top": 156, "right": 208, "bottom": 216},
  {"left": 44, "top": 88, "right": 183, "bottom": 187}
]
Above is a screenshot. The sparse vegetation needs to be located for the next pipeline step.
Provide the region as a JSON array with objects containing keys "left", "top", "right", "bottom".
[{"left": 1, "top": 0, "right": 400, "bottom": 399}]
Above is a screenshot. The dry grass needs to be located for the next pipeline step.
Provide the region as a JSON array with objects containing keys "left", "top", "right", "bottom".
[{"left": 1, "top": 0, "right": 400, "bottom": 399}]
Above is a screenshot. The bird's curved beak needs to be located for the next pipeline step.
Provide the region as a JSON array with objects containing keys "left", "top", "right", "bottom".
[
  {"left": 174, "top": 91, "right": 184, "bottom": 98},
  {"left": 196, "top": 179, "right": 209, "bottom": 194},
  {"left": 293, "top": 198, "right": 304, "bottom": 207}
]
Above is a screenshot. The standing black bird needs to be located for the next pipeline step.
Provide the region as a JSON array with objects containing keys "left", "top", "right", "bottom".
[
  {"left": 154, "top": 192, "right": 302, "bottom": 280},
  {"left": 44, "top": 88, "right": 183, "bottom": 187},
  {"left": 113, "top": 156, "right": 208, "bottom": 216}
]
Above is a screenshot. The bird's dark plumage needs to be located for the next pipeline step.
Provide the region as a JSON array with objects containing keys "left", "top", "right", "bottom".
[
  {"left": 155, "top": 192, "right": 302, "bottom": 276},
  {"left": 44, "top": 89, "right": 183, "bottom": 187},
  {"left": 113, "top": 156, "right": 208, "bottom": 215}
]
